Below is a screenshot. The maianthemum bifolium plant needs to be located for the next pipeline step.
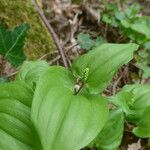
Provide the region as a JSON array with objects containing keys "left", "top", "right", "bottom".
[{"left": 2, "top": 41, "right": 150, "bottom": 150}]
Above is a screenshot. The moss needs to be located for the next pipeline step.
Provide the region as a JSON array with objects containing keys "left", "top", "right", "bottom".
[{"left": 0, "top": 0, "right": 56, "bottom": 59}]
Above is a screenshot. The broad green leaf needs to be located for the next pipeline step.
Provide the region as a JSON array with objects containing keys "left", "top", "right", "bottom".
[
  {"left": 0, "top": 81, "right": 41, "bottom": 150},
  {"left": 0, "top": 24, "right": 29, "bottom": 66},
  {"left": 95, "top": 109, "right": 124, "bottom": 150},
  {"left": 31, "top": 66, "right": 108, "bottom": 150},
  {"left": 133, "top": 106, "right": 150, "bottom": 138},
  {"left": 16, "top": 61, "right": 49, "bottom": 89},
  {"left": 71, "top": 43, "right": 139, "bottom": 94}
]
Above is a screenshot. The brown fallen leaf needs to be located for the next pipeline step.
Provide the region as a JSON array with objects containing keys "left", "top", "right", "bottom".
[{"left": 127, "top": 139, "right": 141, "bottom": 150}]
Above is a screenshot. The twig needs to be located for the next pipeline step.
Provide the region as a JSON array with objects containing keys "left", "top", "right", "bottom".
[
  {"left": 83, "top": 4, "right": 100, "bottom": 22},
  {"left": 38, "top": 50, "right": 60, "bottom": 60},
  {"left": 48, "top": 55, "right": 61, "bottom": 65},
  {"left": 32, "top": 0, "right": 68, "bottom": 68},
  {"left": 112, "top": 74, "right": 122, "bottom": 95},
  {"left": 65, "top": 43, "right": 78, "bottom": 52},
  {"left": 6, "top": 71, "right": 18, "bottom": 78}
]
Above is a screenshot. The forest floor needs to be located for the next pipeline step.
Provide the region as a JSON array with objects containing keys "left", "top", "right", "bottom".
[{"left": 0, "top": 0, "right": 150, "bottom": 149}]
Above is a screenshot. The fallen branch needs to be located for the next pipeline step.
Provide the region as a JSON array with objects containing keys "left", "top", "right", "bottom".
[{"left": 32, "top": 0, "right": 69, "bottom": 68}]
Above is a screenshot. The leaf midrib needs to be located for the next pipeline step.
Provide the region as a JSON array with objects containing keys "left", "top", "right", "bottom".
[{"left": 5, "top": 27, "right": 27, "bottom": 57}]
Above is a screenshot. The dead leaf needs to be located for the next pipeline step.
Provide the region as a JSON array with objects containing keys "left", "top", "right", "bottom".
[{"left": 128, "top": 139, "right": 141, "bottom": 150}]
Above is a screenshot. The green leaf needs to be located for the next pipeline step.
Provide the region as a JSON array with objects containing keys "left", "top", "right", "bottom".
[
  {"left": 115, "top": 11, "right": 125, "bottom": 21},
  {"left": 136, "top": 62, "right": 150, "bottom": 78},
  {"left": 95, "top": 109, "right": 124, "bottom": 150},
  {"left": 102, "top": 14, "right": 119, "bottom": 27},
  {"left": 31, "top": 66, "right": 108, "bottom": 150},
  {"left": 131, "top": 18, "right": 150, "bottom": 39},
  {"left": 0, "top": 81, "right": 41, "bottom": 150},
  {"left": 71, "top": 43, "right": 139, "bottom": 94},
  {"left": 124, "top": 3, "right": 141, "bottom": 18},
  {"left": 112, "top": 84, "right": 150, "bottom": 123},
  {"left": 105, "top": 3, "right": 118, "bottom": 12},
  {"left": 123, "top": 28, "right": 147, "bottom": 44},
  {"left": 144, "top": 41, "right": 150, "bottom": 50},
  {"left": 0, "top": 24, "right": 29, "bottom": 66},
  {"left": 120, "top": 17, "right": 150, "bottom": 43},
  {"left": 94, "top": 36, "right": 106, "bottom": 48},
  {"left": 107, "top": 91, "right": 134, "bottom": 116},
  {"left": 102, "top": 14, "right": 112, "bottom": 24},
  {"left": 77, "top": 33, "right": 95, "bottom": 51},
  {"left": 16, "top": 61, "right": 49, "bottom": 89},
  {"left": 108, "top": 84, "right": 150, "bottom": 138},
  {"left": 125, "top": 84, "right": 150, "bottom": 122},
  {"left": 121, "top": 19, "right": 131, "bottom": 28},
  {"left": 133, "top": 106, "right": 150, "bottom": 138}
]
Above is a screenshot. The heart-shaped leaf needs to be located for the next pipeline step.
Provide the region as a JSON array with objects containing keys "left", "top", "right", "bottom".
[
  {"left": 71, "top": 43, "right": 138, "bottom": 94},
  {"left": 31, "top": 66, "right": 108, "bottom": 150},
  {"left": 0, "top": 81, "right": 41, "bottom": 150},
  {"left": 0, "top": 24, "right": 29, "bottom": 66}
]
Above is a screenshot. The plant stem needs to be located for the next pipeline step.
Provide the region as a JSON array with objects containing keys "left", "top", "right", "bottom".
[{"left": 74, "top": 79, "right": 84, "bottom": 95}]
